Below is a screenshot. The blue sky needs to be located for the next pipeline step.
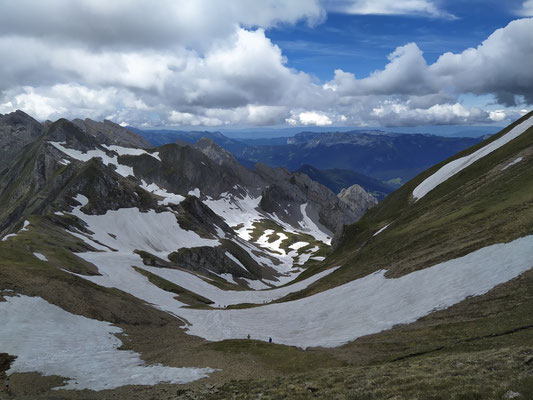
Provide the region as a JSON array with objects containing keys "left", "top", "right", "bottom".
[
  {"left": 0, "top": 0, "right": 532, "bottom": 129},
  {"left": 269, "top": 0, "right": 524, "bottom": 81}
]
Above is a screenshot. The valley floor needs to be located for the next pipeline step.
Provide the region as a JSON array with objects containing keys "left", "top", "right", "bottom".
[{"left": 2, "top": 265, "right": 533, "bottom": 399}]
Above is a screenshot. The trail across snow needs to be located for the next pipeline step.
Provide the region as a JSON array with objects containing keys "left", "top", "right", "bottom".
[{"left": 413, "top": 115, "right": 533, "bottom": 200}]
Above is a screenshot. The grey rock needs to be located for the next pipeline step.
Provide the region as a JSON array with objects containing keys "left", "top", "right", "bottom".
[
  {"left": 0, "top": 110, "right": 43, "bottom": 173},
  {"left": 72, "top": 118, "right": 152, "bottom": 149},
  {"left": 337, "top": 184, "right": 378, "bottom": 220}
]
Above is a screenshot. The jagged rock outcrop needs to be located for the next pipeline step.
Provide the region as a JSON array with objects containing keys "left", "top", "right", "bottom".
[
  {"left": 0, "top": 110, "right": 43, "bottom": 173},
  {"left": 193, "top": 138, "right": 265, "bottom": 190},
  {"left": 72, "top": 118, "right": 152, "bottom": 149},
  {"left": 337, "top": 184, "right": 378, "bottom": 218}
]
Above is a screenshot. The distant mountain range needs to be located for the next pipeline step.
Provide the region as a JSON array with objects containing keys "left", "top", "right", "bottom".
[{"left": 132, "top": 127, "right": 485, "bottom": 194}]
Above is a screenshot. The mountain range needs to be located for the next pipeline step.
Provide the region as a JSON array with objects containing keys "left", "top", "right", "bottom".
[
  {"left": 132, "top": 126, "right": 485, "bottom": 192},
  {"left": 0, "top": 110, "right": 532, "bottom": 399}
]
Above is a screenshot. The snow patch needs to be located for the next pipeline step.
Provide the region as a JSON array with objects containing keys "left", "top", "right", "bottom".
[
  {"left": 49, "top": 142, "right": 136, "bottom": 178},
  {"left": 33, "top": 252, "right": 48, "bottom": 261},
  {"left": 0, "top": 295, "right": 213, "bottom": 390},
  {"left": 298, "top": 203, "right": 332, "bottom": 245},
  {"left": 225, "top": 252, "right": 248, "bottom": 272},
  {"left": 183, "top": 234, "right": 533, "bottom": 348},
  {"left": 373, "top": 224, "right": 391, "bottom": 237},
  {"left": 140, "top": 180, "right": 185, "bottom": 206},
  {"left": 102, "top": 144, "right": 161, "bottom": 161},
  {"left": 413, "top": 115, "right": 533, "bottom": 200},
  {"left": 502, "top": 157, "right": 523, "bottom": 171},
  {"left": 1, "top": 220, "right": 30, "bottom": 241},
  {"left": 71, "top": 203, "right": 217, "bottom": 254},
  {"left": 188, "top": 188, "right": 201, "bottom": 197}
]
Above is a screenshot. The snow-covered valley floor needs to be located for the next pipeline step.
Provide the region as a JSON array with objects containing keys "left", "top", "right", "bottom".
[{"left": 74, "top": 234, "right": 533, "bottom": 349}]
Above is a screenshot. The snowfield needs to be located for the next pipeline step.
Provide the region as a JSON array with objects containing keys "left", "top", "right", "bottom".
[
  {"left": 413, "top": 115, "right": 533, "bottom": 200},
  {"left": 70, "top": 201, "right": 533, "bottom": 349},
  {"left": 65, "top": 193, "right": 533, "bottom": 349},
  {"left": 71, "top": 195, "right": 218, "bottom": 253},
  {"left": 182, "top": 234, "right": 533, "bottom": 348},
  {"left": 0, "top": 295, "right": 214, "bottom": 390},
  {"left": 74, "top": 251, "right": 340, "bottom": 309}
]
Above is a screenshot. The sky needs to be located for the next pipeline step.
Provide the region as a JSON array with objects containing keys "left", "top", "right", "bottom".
[{"left": 0, "top": 0, "right": 532, "bottom": 129}]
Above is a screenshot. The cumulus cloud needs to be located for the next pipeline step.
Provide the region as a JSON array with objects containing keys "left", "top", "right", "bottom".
[
  {"left": 0, "top": 1, "right": 531, "bottom": 128},
  {"left": 0, "top": 0, "right": 324, "bottom": 50},
  {"left": 323, "top": 18, "right": 533, "bottom": 125},
  {"left": 325, "top": 43, "right": 437, "bottom": 96},
  {"left": 287, "top": 111, "right": 333, "bottom": 126},
  {"left": 430, "top": 18, "right": 533, "bottom": 105}
]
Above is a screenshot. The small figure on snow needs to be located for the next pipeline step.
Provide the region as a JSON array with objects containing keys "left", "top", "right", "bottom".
[
  {"left": 269, "top": 337, "right": 272, "bottom": 343},
  {"left": 4, "top": 376, "right": 10, "bottom": 395}
]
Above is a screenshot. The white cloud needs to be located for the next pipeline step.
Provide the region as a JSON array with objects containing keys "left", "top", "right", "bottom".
[
  {"left": 325, "top": 43, "right": 436, "bottom": 96},
  {"left": 327, "top": 18, "right": 533, "bottom": 105},
  {"left": 287, "top": 111, "right": 333, "bottom": 126},
  {"left": 518, "top": 0, "right": 533, "bottom": 16},
  {"left": 0, "top": 0, "right": 324, "bottom": 50},
  {"left": 0, "top": 1, "right": 530, "bottom": 128},
  {"left": 430, "top": 18, "right": 533, "bottom": 105},
  {"left": 324, "top": 0, "right": 455, "bottom": 19}
]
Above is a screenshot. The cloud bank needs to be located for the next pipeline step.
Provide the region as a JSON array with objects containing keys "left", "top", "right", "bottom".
[{"left": 0, "top": 1, "right": 531, "bottom": 128}]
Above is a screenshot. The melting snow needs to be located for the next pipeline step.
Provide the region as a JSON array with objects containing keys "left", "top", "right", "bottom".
[
  {"left": 298, "top": 203, "right": 332, "bottom": 245},
  {"left": 101, "top": 144, "right": 161, "bottom": 161},
  {"left": 140, "top": 180, "right": 185, "bottom": 206},
  {"left": 183, "top": 234, "right": 533, "bottom": 348},
  {"left": 33, "top": 252, "right": 48, "bottom": 261},
  {"left": 50, "top": 142, "right": 135, "bottom": 177},
  {"left": 502, "top": 157, "right": 524, "bottom": 171},
  {"left": 1, "top": 220, "right": 30, "bottom": 241},
  {"left": 0, "top": 295, "right": 213, "bottom": 390},
  {"left": 204, "top": 191, "right": 262, "bottom": 241},
  {"left": 373, "top": 224, "right": 391, "bottom": 237},
  {"left": 413, "top": 115, "right": 533, "bottom": 200},
  {"left": 255, "top": 230, "right": 287, "bottom": 255}
]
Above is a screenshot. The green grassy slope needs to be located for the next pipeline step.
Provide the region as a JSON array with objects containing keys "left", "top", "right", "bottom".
[{"left": 284, "top": 111, "right": 533, "bottom": 299}]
